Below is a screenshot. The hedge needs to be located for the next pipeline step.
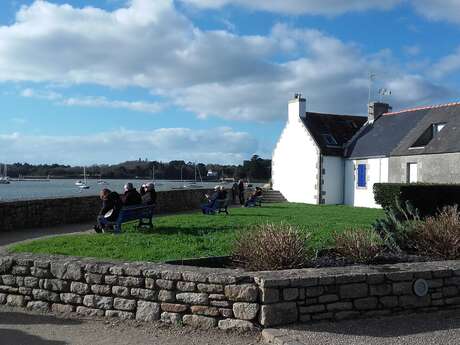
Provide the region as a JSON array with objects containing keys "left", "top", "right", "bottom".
[{"left": 374, "top": 183, "right": 460, "bottom": 217}]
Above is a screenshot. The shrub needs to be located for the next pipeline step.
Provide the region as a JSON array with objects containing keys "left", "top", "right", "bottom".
[
  {"left": 233, "top": 223, "right": 309, "bottom": 271},
  {"left": 413, "top": 205, "right": 460, "bottom": 260},
  {"left": 334, "top": 229, "right": 382, "bottom": 264},
  {"left": 374, "top": 183, "right": 405, "bottom": 210}
]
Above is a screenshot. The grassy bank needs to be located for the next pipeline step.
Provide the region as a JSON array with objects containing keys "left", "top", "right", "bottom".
[{"left": 10, "top": 203, "right": 383, "bottom": 262}]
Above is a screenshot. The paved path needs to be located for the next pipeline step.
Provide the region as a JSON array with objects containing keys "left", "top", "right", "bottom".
[
  {"left": 0, "top": 306, "right": 261, "bottom": 345},
  {"left": 262, "top": 310, "right": 460, "bottom": 345}
]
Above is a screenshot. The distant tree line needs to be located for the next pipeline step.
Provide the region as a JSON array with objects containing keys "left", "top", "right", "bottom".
[{"left": 4, "top": 155, "right": 271, "bottom": 181}]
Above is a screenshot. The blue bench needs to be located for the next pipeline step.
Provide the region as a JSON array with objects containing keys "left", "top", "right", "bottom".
[
  {"left": 106, "top": 205, "right": 155, "bottom": 233},
  {"left": 202, "top": 198, "right": 230, "bottom": 215}
]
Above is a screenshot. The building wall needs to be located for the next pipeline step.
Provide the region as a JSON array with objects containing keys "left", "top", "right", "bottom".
[
  {"left": 322, "top": 156, "right": 344, "bottom": 204},
  {"left": 344, "top": 157, "right": 389, "bottom": 208},
  {"left": 389, "top": 152, "right": 460, "bottom": 184},
  {"left": 272, "top": 117, "right": 320, "bottom": 204}
]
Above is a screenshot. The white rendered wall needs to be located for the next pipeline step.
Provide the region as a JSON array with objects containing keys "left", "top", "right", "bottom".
[
  {"left": 272, "top": 101, "right": 320, "bottom": 204},
  {"left": 322, "top": 156, "right": 344, "bottom": 204},
  {"left": 344, "top": 157, "right": 389, "bottom": 208}
]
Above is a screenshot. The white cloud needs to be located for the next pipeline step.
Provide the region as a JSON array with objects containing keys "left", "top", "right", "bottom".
[
  {"left": 179, "top": 0, "right": 403, "bottom": 15},
  {"left": 431, "top": 47, "right": 460, "bottom": 79},
  {"left": 412, "top": 0, "right": 460, "bottom": 24},
  {"left": 0, "top": 0, "right": 452, "bottom": 122},
  {"left": 0, "top": 127, "right": 257, "bottom": 165}
]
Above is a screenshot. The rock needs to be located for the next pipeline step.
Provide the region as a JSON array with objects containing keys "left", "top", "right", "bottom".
[
  {"left": 299, "top": 305, "right": 325, "bottom": 314},
  {"left": 52, "top": 304, "right": 74, "bottom": 314},
  {"left": 131, "top": 288, "right": 156, "bottom": 301},
  {"left": 27, "top": 301, "right": 49, "bottom": 312},
  {"left": 104, "top": 275, "right": 118, "bottom": 285},
  {"left": 156, "top": 279, "right": 175, "bottom": 290},
  {"left": 2, "top": 275, "right": 16, "bottom": 286},
  {"left": 24, "top": 277, "right": 39, "bottom": 288},
  {"left": 210, "top": 300, "right": 230, "bottom": 308},
  {"left": 219, "top": 308, "right": 233, "bottom": 318},
  {"left": 70, "top": 282, "right": 90, "bottom": 295},
  {"left": 339, "top": 284, "right": 368, "bottom": 299},
  {"left": 225, "top": 284, "right": 258, "bottom": 302},
  {"left": 182, "top": 315, "right": 217, "bottom": 329},
  {"left": 158, "top": 290, "right": 175, "bottom": 302},
  {"left": 113, "top": 298, "right": 136, "bottom": 311},
  {"left": 370, "top": 284, "right": 392, "bottom": 296},
  {"left": 85, "top": 273, "right": 103, "bottom": 285},
  {"left": 30, "top": 267, "right": 51, "bottom": 278},
  {"left": 283, "top": 288, "right": 299, "bottom": 301},
  {"left": 118, "top": 277, "right": 143, "bottom": 288},
  {"left": 83, "top": 295, "right": 113, "bottom": 310},
  {"left": 233, "top": 303, "right": 259, "bottom": 320},
  {"left": 6, "top": 295, "right": 25, "bottom": 307},
  {"left": 50, "top": 262, "right": 82, "bottom": 281},
  {"left": 306, "top": 286, "right": 324, "bottom": 298},
  {"left": 106, "top": 310, "right": 135, "bottom": 320},
  {"left": 259, "top": 302, "right": 297, "bottom": 327},
  {"left": 161, "top": 312, "right": 182, "bottom": 324},
  {"left": 182, "top": 272, "right": 208, "bottom": 283},
  {"left": 60, "top": 293, "right": 82, "bottom": 304},
  {"left": 177, "top": 281, "right": 196, "bottom": 292},
  {"left": 380, "top": 296, "right": 398, "bottom": 308},
  {"left": 327, "top": 302, "right": 353, "bottom": 312},
  {"left": 42, "top": 279, "right": 69, "bottom": 292},
  {"left": 32, "top": 289, "right": 60, "bottom": 302},
  {"left": 197, "top": 284, "right": 223, "bottom": 294},
  {"left": 90, "top": 285, "right": 112, "bottom": 296},
  {"left": 76, "top": 306, "right": 105, "bottom": 317},
  {"left": 160, "top": 271, "right": 182, "bottom": 281},
  {"left": 12, "top": 266, "right": 29, "bottom": 276},
  {"left": 176, "top": 293, "right": 208, "bottom": 305},
  {"left": 0, "top": 293, "right": 7, "bottom": 304},
  {"left": 145, "top": 278, "right": 155, "bottom": 289},
  {"left": 392, "top": 282, "right": 413, "bottom": 295},
  {"left": 354, "top": 297, "right": 378, "bottom": 310},
  {"left": 261, "top": 288, "right": 279, "bottom": 304},
  {"left": 0, "top": 258, "right": 13, "bottom": 274},
  {"left": 191, "top": 305, "right": 220, "bottom": 317},
  {"left": 318, "top": 294, "right": 339, "bottom": 303},
  {"left": 218, "top": 319, "right": 256, "bottom": 332},
  {"left": 112, "top": 286, "right": 130, "bottom": 297},
  {"left": 161, "top": 303, "right": 188, "bottom": 313},
  {"left": 137, "top": 301, "right": 160, "bottom": 321}
]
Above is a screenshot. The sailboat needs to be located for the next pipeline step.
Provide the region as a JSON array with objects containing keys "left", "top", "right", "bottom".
[
  {"left": 77, "top": 167, "right": 90, "bottom": 189},
  {"left": 151, "top": 165, "right": 162, "bottom": 186},
  {"left": 97, "top": 171, "right": 108, "bottom": 185},
  {"left": 0, "top": 164, "right": 10, "bottom": 184},
  {"left": 185, "top": 163, "right": 203, "bottom": 188}
]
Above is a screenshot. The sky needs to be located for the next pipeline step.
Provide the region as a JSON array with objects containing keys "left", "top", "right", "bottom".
[{"left": 1, "top": 0, "right": 460, "bottom": 165}]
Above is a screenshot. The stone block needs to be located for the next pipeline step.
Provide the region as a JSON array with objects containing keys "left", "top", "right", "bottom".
[
  {"left": 219, "top": 308, "right": 233, "bottom": 318},
  {"left": 106, "top": 310, "right": 135, "bottom": 320},
  {"left": 16, "top": 277, "right": 24, "bottom": 287},
  {"left": 339, "top": 284, "right": 368, "bottom": 299},
  {"left": 182, "top": 272, "right": 208, "bottom": 283},
  {"left": 112, "top": 286, "right": 130, "bottom": 297},
  {"left": 2, "top": 275, "right": 16, "bottom": 286},
  {"left": 32, "top": 289, "right": 60, "bottom": 302},
  {"left": 445, "top": 297, "right": 460, "bottom": 305},
  {"left": 233, "top": 303, "right": 259, "bottom": 320},
  {"left": 335, "top": 311, "right": 360, "bottom": 320},
  {"left": 183, "top": 315, "right": 217, "bottom": 329},
  {"left": 52, "top": 304, "right": 74, "bottom": 314},
  {"left": 27, "top": 301, "right": 50, "bottom": 312},
  {"left": 283, "top": 288, "right": 299, "bottom": 301},
  {"left": 158, "top": 290, "right": 175, "bottom": 302},
  {"left": 0, "top": 293, "right": 7, "bottom": 304},
  {"left": 427, "top": 279, "right": 443, "bottom": 288},
  {"left": 145, "top": 278, "right": 155, "bottom": 289},
  {"left": 142, "top": 269, "right": 160, "bottom": 278},
  {"left": 83, "top": 295, "right": 113, "bottom": 310},
  {"left": 443, "top": 286, "right": 458, "bottom": 297},
  {"left": 34, "top": 260, "right": 50, "bottom": 269},
  {"left": 176, "top": 293, "right": 208, "bottom": 305},
  {"left": 131, "top": 288, "right": 157, "bottom": 301},
  {"left": 18, "top": 287, "right": 32, "bottom": 295},
  {"left": 306, "top": 286, "right": 324, "bottom": 298},
  {"left": 218, "top": 319, "right": 256, "bottom": 331},
  {"left": 0, "top": 258, "right": 13, "bottom": 274},
  {"left": 318, "top": 294, "right": 339, "bottom": 303},
  {"left": 124, "top": 266, "right": 142, "bottom": 277},
  {"left": 209, "top": 293, "right": 226, "bottom": 300},
  {"left": 156, "top": 279, "right": 174, "bottom": 290},
  {"left": 113, "top": 298, "right": 136, "bottom": 311},
  {"left": 0, "top": 285, "right": 18, "bottom": 294},
  {"left": 336, "top": 274, "right": 366, "bottom": 284},
  {"left": 31, "top": 267, "right": 51, "bottom": 278},
  {"left": 43, "top": 279, "right": 69, "bottom": 292},
  {"left": 327, "top": 302, "right": 353, "bottom": 312},
  {"left": 177, "top": 281, "right": 196, "bottom": 292},
  {"left": 261, "top": 288, "right": 279, "bottom": 304},
  {"left": 76, "top": 306, "right": 105, "bottom": 317},
  {"left": 432, "top": 270, "right": 451, "bottom": 278},
  {"left": 318, "top": 276, "right": 335, "bottom": 285},
  {"left": 191, "top": 305, "right": 220, "bottom": 317},
  {"left": 289, "top": 278, "right": 317, "bottom": 287},
  {"left": 445, "top": 277, "right": 460, "bottom": 285},
  {"left": 208, "top": 275, "right": 237, "bottom": 285},
  {"left": 225, "top": 284, "right": 258, "bottom": 302},
  {"left": 161, "top": 303, "right": 188, "bottom": 313},
  {"left": 210, "top": 300, "right": 230, "bottom": 308},
  {"left": 160, "top": 271, "right": 182, "bottom": 281},
  {"left": 85, "top": 273, "right": 103, "bottom": 285},
  {"left": 367, "top": 274, "right": 385, "bottom": 284},
  {"left": 259, "top": 302, "right": 298, "bottom": 327},
  {"left": 370, "top": 284, "right": 392, "bottom": 296},
  {"left": 109, "top": 266, "right": 124, "bottom": 275},
  {"left": 161, "top": 312, "right": 182, "bottom": 324},
  {"left": 12, "top": 266, "right": 29, "bottom": 276},
  {"left": 312, "top": 312, "right": 333, "bottom": 320},
  {"left": 380, "top": 296, "right": 398, "bottom": 308},
  {"left": 386, "top": 272, "right": 413, "bottom": 282},
  {"left": 7, "top": 295, "right": 24, "bottom": 307},
  {"left": 104, "top": 275, "right": 118, "bottom": 285},
  {"left": 197, "top": 284, "right": 223, "bottom": 294},
  {"left": 50, "top": 262, "right": 82, "bottom": 281},
  {"left": 24, "top": 277, "right": 39, "bottom": 288},
  {"left": 299, "top": 305, "right": 325, "bottom": 314},
  {"left": 354, "top": 297, "right": 378, "bottom": 310},
  {"left": 70, "top": 282, "right": 90, "bottom": 295},
  {"left": 85, "top": 263, "right": 110, "bottom": 275},
  {"left": 60, "top": 293, "right": 82, "bottom": 304},
  {"left": 118, "top": 276, "right": 143, "bottom": 288},
  {"left": 399, "top": 295, "right": 431, "bottom": 308},
  {"left": 393, "top": 282, "right": 413, "bottom": 295},
  {"left": 137, "top": 301, "right": 160, "bottom": 321}
]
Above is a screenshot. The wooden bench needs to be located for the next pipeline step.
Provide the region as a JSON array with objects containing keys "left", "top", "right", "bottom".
[{"left": 107, "top": 205, "right": 155, "bottom": 233}]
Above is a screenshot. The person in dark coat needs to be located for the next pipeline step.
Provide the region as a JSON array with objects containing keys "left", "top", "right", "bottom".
[
  {"left": 238, "top": 179, "right": 245, "bottom": 205},
  {"left": 201, "top": 186, "right": 220, "bottom": 214},
  {"left": 231, "top": 182, "right": 238, "bottom": 203},
  {"left": 142, "top": 183, "right": 157, "bottom": 206},
  {"left": 94, "top": 188, "right": 122, "bottom": 233},
  {"left": 245, "top": 187, "right": 263, "bottom": 207},
  {"left": 122, "top": 183, "right": 142, "bottom": 206}
]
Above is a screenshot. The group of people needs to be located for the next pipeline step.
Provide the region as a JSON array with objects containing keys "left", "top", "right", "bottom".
[
  {"left": 201, "top": 185, "right": 228, "bottom": 214},
  {"left": 94, "top": 182, "right": 156, "bottom": 233}
]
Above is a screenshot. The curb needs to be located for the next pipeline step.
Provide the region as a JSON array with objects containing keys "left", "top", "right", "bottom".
[{"left": 262, "top": 329, "right": 305, "bottom": 345}]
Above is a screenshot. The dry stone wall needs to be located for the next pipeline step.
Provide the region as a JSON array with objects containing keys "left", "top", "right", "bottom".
[{"left": 1, "top": 253, "right": 460, "bottom": 329}]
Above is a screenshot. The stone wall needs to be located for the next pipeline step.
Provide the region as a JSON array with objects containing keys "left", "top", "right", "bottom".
[
  {"left": 0, "top": 189, "right": 216, "bottom": 232},
  {"left": 1, "top": 253, "right": 460, "bottom": 329}
]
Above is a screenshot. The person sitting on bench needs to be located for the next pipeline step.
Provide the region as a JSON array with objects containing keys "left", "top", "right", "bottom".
[
  {"left": 245, "top": 187, "right": 263, "bottom": 207},
  {"left": 201, "top": 186, "right": 220, "bottom": 214},
  {"left": 121, "top": 183, "right": 142, "bottom": 206},
  {"left": 142, "top": 182, "right": 157, "bottom": 206},
  {"left": 94, "top": 188, "right": 122, "bottom": 233}
]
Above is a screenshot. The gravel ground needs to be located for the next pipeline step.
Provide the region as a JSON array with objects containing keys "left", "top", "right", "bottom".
[
  {"left": 263, "top": 309, "right": 460, "bottom": 345},
  {"left": 0, "top": 306, "right": 261, "bottom": 345}
]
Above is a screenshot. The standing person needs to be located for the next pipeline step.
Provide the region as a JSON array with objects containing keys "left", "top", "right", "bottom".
[
  {"left": 231, "top": 181, "right": 238, "bottom": 203},
  {"left": 94, "top": 188, "right": 122, "bottom": 233},
  {"left": 238, "top": 179, "right": 245, "bottom": 205},
  {"left": 139, "top": 184, "right": 147, "bottom": 197},
  {"left": 142, "top": 182, "right": 157, "bottom": 206},
  {"left": 121, "top": 182, "right": 142, "bottom": 206}
]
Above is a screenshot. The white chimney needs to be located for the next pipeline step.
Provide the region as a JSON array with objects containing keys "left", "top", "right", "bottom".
[{"left": 288, "top": 93, "right": 306, "bottom": 122}]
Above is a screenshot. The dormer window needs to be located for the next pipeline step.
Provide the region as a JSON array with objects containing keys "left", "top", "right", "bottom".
[{"left": 410, "top": 122, "right": 447, "bottom": 149}]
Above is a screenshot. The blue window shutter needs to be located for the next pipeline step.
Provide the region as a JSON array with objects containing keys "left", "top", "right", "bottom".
[{"left": 357, "top": 164, "right": 366, "bottom": 187}]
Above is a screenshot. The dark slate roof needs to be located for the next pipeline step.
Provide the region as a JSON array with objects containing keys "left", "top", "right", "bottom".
[
  {"left": 346, "top": 102, "right": 460, "bottom": 158},
  {"left": 301, "top": 113, "right": 367, "bottom": 156}
]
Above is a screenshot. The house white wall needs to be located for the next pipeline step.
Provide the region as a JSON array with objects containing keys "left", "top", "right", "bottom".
[
  {"left": 272, "top": 97, "right": 320, "bottom": 204},
  {"left": 322, "top": 156, "right": 344, "bottom": 204},
  {"left": 344, "top": 157, "right": 389, "bottom": 208}
]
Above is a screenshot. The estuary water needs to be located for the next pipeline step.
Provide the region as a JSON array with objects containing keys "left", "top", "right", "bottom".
[{"left": 0, "top": 179, "right": 230, "bottom": 202}]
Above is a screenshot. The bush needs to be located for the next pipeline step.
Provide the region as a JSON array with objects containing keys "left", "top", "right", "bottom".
[
  {"left": 334, "top": 229, "right": 382, "bottom": 264},
  {"left": 233, "top": 223, "right": 309, "bottom": 271},
  {"left": 374, "top": 183, "right": 405, "bottom": 210},
  {"left": 413, "top": 205, "right": 460, "bottom": 260}
]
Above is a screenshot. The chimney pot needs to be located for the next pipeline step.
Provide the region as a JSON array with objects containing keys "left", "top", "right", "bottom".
[{"left": 368, "top": 102, "right": 392, "bottom": 123}]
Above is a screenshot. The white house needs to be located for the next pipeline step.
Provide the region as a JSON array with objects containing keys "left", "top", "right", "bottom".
[{"left": 273, "top": 94, "right": 460, "bottom": 208}]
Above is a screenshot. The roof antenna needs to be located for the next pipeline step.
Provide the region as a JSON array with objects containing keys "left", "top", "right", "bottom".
[{"left": 378, "top": 88, "right": 392, "bottom": 102}]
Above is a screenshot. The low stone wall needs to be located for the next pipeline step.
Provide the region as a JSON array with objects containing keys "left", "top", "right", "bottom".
[
  {"left": 1, "top": 253, "right": 460, "bottom": 329},
  {"left": 0, "top": 189, "right": 215, "bottom": 232}
]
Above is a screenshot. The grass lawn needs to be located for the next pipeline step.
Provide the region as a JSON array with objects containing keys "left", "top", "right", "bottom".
[{"left": 10, "top": 203, "right": 383, "bottom": 262}]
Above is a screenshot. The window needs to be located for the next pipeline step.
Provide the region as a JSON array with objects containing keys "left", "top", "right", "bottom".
[
  {"left": 407, "top": 163, "right": 418, "bottom": 183},
  {"left": 321, "top": 134, "right": 339, "bottom": 146},
  {"left": 411, "top": 122, "right": 447, "bottom": 148},
  {"left": 357, "top": 164, "right": 367, "bottom": 187},
  {"left": 434, "top": 122, "right": 446, "bottom": 134}
]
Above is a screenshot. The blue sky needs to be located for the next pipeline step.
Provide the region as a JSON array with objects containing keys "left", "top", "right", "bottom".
[{"left": 1, "top": 0, "right": 460, "bottom": 165}]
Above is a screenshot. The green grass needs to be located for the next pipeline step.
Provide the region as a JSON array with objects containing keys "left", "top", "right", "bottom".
[{"left": 10, "top": 203, "right": 383, "bottom": 262}]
